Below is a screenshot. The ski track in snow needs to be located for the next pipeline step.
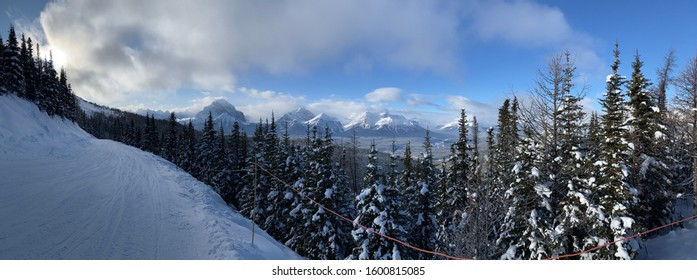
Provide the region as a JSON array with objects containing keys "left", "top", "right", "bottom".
[{"left": 0, "top": 96, "right": 299, "bottom": 260}]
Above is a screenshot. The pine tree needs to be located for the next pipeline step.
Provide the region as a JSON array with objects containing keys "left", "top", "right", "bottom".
[
  {"left": 195, "top": 112, "right": 219, "bottom": 187},
  {"left": 596, "top": 43, "right": 637, "bottom": 260},
  {"left": 227, "top": 121, "right": 248, "bottom": 206},
  {"left": 2, "top": 26, "right": 23, "bottom": 95},
  {"left": 410, "top": 134, "right": 438, "bottom": 259},
  {"left": 553, "top": 51, "right": 598, "bottom": 257},
  {"left": 296, "top": 127, "right": 349, "bottom": 259},
  {"left": 438, "top": 110, "right": 471, "bottom": 252},
  {"left": 626, "top": 51, "right": 673, "bottom": 231},
  {"left": 22, "top": 37, "right": 36, "bottom": 101},
  {"left": 178, "top": 120, "right": 197, "bottom": 175},
  {"left": 0, "top": 32, "right": 5, "bottom": 95},
  {"left": 164, "top": 112, "right": 178, "bottom": 162},
  {"left": 497, "top": 127, "right": 553, "bottom": 260},
  {"left": 351, "top": 142, "right": 404, "bottom": 260}
]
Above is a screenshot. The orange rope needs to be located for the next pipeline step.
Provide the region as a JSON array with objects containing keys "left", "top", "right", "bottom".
[{"left": 254, "top": 163, "right": 472, "bottom": 260}]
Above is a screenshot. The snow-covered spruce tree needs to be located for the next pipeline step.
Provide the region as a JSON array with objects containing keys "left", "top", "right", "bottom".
[
  {"left": 400, "top": 141, "right": 418, "bottom": 258},
  {"left": 2, "top": 26, "right": 23, "bottom": 96},
  {"left": 195, "top": 112, "right": 220, "bottom": 187},
  {"left": 497, "top": 127, "right": 554, "bottom": 260},
  {"left": 21, "top": 37, "right": 37, "bottom": 101},
  {"left": 164, "top": 112, "right": 178, "bottom": 163},
  {"left": 17, "top": 35, "right": 28, "bottom": 99},
  {"left": 451, "top": 114, "right": 498, "bottom": 259},
  {"left": 351, "top": 142, "right": 405, "bottom": 260},
  {"left": 295, "top": 127, "right": 348, "bottom": 259},
  {"left": 438, "top": 110, "right": 472, "bottom": 253},
  {"left": 335, "top": 145, "right": 358, "bottom": 258},
  {"left": 226, "top": 121, "right": 248, "bottom": 206},
  {"left": 178, "top": 120, "right": 197, "bottom": 175},
  {"left": 284, "top": 130, "right": 312, "bottom": 254},
  {"left": 409, "top": 133, "right": 439, "bottom": 259},
  {"left": 554, "top": 52, "right": 600, "bottom": 258},
  {"left": 0, "top": 32, "right": 4, "bottom": 94},
  {"left": 39, "top": 55, "right": 61, "bottom": 117},
  {"left": 479, "top": 127, "right": 507, "bottom": 259},
  {"left": 240, "top": 120, "right": 275, "bottom": 226},
  {"left": 493, "top": 99, "right": 517, "bottom": 200},
  {"left": 596, "top": 43, "right": 638, "bottom": 260},
  {"left": 211, "top": 124, "right": 232, "bottom": 198},
  {"left": 625, "top": 51, "right": 673, "bottom": 232},
  {"left": 522, "top": 51, "right": 588, "bottom": 230},
  {"left": 260, "top": 122, "right": 294, "bottom": 242}
]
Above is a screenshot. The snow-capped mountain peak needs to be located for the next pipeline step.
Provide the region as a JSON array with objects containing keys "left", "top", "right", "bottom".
[
  {"left": 438, "top": 119, "right": 460, "bottom": 131},
  {"left": 344, "top": 111, "right": 426, "bottom": 137},
  {"left": 374, "top": 112, "right": 420, "bottom": 129},
  {"left": 281, "top": 107, "right": 315, "bottom": 122},
  {"left": 344, "top": 111, "right": 381, "bottom": 130},
  {"left": 306, "top": 113, "right": 344, "bottom": 134},
  {"left": 186, "top": 99, "right": 247, "bottom": 130}
]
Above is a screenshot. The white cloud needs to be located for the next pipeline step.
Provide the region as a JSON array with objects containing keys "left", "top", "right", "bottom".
[
  {"left": 365, "top": 87, "right": 404, "bottom": 103},
  {"left": 37, "top": 0, "right": 462, "bottom": 105},
  {"left": 466, "top": 0, "right": 572, "bottom": 47},
  {"left": 29, "top": 0, "right": 603, "bottom": 128},
  {"left": 445, "top": 95, "right": 499, "bottom": 127},
  {"left": 307, "top": 99, "right": 370, "bottom": 122},
  {"left": 234, "top": 87, "right": 306, "bottom": 121}
]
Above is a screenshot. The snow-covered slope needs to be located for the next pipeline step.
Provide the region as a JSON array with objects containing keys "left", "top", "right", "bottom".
[
  {"left": 639, "top": 219, "right": 697, "bottom": 259},
  {"left": 186, "top": 99, "right": 248, "bottom": 130},
  {"left": 0, "top": 95, "right": 299, "bottom": 260},
  {"left": 79, "top": 98, "right": 120, "bottom": 117}
]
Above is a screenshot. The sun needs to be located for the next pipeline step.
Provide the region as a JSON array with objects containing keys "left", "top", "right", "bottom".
[{"left": 50, "top": 47, "right": 68, "bottom": 70}]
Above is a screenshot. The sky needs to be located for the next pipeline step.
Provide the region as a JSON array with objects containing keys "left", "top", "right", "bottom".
[{"left": 3, "top": 0, "right": 697, "bottom": 128}]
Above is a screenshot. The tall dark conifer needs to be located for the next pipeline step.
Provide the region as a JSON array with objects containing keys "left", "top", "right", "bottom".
[{"left": 597, "top": 42, "right": 637, "bottom": 260}]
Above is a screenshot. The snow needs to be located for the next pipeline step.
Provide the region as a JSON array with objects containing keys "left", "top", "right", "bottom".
[
  {"left": 0, "top": 96, "right": 299, "bottom": 260},
  {"left": 420, "top": 183, "right": 429, "bottom": 195},
  {"left": 639, "top": 219, "right": 697, "bottom": 260},
  {"left": 512, "top": 163, "right": 521, "bottom": 174},
  {"left": 79, "top": 98, "right": 119, "bottom": 117},
  {"left": 533, "top": 184, "right": 552, "bottom": 198},
  {"left": 500, "top": 245, "right": 517, "bottom": 260},
  {"left": 655, "top": 131, "right": 666, "bottom": 140}
]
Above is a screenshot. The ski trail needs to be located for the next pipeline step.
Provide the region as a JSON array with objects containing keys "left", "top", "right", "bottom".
[{"left": 0, "top": 95, "right": 299, "bottom": 260}]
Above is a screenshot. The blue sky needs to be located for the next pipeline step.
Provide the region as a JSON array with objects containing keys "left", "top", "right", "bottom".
[{"left": 3, "top": 0, "right": 697, "bottom": 127}]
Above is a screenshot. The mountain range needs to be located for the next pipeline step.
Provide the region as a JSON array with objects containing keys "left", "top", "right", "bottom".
[{"left": 79, "top": 98, "right": 457, "bottom": 139}]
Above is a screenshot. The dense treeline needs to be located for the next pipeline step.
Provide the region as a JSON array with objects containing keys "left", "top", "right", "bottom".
[
  {"left": 3, "top": 22, "right": 695, "bottom": 260},
  {"left": 0, "top": 26, "right": 79, "bottom": 120}
]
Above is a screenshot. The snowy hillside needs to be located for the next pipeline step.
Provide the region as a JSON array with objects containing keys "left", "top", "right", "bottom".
[
  {"left": 0, "top": 95, "right": 299, "bottom": 260},
  {"left": 79, "top": 98, "right": 120, "bottom": 117}
]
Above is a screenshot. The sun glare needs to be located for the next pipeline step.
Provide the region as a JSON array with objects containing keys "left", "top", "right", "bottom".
[{"left": 49, "top": 47, "right": 68, "bottom": 70}]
